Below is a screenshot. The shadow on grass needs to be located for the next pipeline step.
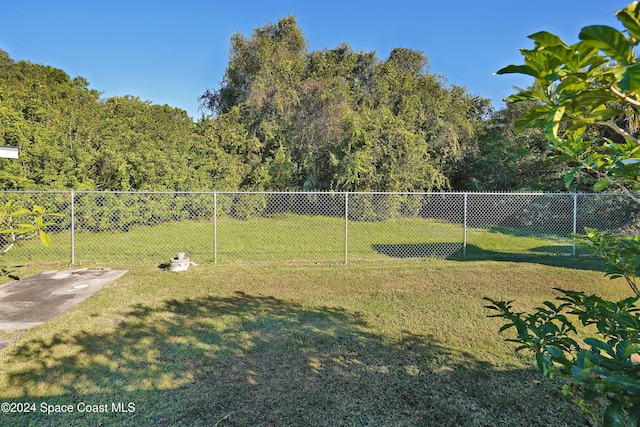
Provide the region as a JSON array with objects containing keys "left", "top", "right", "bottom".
[
  {"left": 372, "top": 242, "right": 605, "bottom": 272},
  {"left": 487, "top": 225, "right": 570, "bottom": 240},
  {"left": 0, "top": 292, "right": 593, "bottom": 426},
  {"left": 372, "top": 243, "right": 463, "bottom": 258}
]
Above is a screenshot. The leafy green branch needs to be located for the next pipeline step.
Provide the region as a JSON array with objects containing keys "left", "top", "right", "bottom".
[
  {"left": 0, "top": 202, "right": 58, "bottom": 252},
  {"left": 578, "top": 229, "right": 640, "bottom": 297},
  {"left": 485, "top": 291, "right": 640, "bottom": 426},
  {"left": 497, "top": 2, "right": 640, "bottom": 196},
  {"left": 0, "top": 201, "right": 60, "bottom": 278}
]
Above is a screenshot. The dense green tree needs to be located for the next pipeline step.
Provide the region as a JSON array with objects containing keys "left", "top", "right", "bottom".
[
  {"left": 94, "top": 96, "right": 203, "bottom": 190},
  {"left": 201, "top": 16, "right": 485, "bottom": 192},
  {"left": 0, "top": 50, "right": 207, "bottom": 191},
  {"left": 294, "top": 44, "right": 362, "bottom": 189},
  {"left": 0, "top": 57, "right": 101, "bottom": 189},
  {"left": 200, "top": 16, "right": 307, "bottom": 190},
  {"left": 450, "top": 98, "right": 580, "bottom": 191}
]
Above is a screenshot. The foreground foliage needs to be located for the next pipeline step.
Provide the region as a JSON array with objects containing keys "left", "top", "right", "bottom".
[
  {"left": 0, "top": 202, "right": 57, "bottom": 278},
  {"left": 486, "top": 291, "right": 640, "bottom": 425},
  {"left": 488, "top": 2, "right": 640, "bottom": 426}
]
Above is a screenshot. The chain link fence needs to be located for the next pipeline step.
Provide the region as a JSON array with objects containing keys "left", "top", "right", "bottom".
[{"left": 0, "top": 191, "right": 637, "bottom": 266}]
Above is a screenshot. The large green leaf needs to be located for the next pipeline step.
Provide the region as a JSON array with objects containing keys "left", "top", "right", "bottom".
[
  {"left": 544, "top": 345, "right": 567, "bottom": 359},
  {"left": 528, "top": 31, "right": 568, "bottom": 48},
  {"left": 38, "top": 230, "right": 51, "bottom": 247},
  {"left": 572, "top": 41, "right": 607, "bottom": 69},
  {"left": 513, "top": 105, "right": 552, "bottom": 132},
  {"left": 605, "top": 375, "right": 640, "bottom": 394},
  {"left": 495, "top": 64, "right": 539, "bottom": 78},
  {"left": 505, "top": 90, "right": 549, "bottom": 103},
  {"left": 579, "top": 25, "right": 633, "bottom": 64},
  {"left": 564, "top": 167, "right": 582, "bottom": 189},
  {"left": 571, "top": 362, "right": 592, "bottom": 381},
  {"left": 573, "top": 88, "right": 618, "bottom": 106},
  {"left": 616, "top": 2, "right": 640, "bottom": 41},
  {"left": 603, "top": 402, "right": 627, "bottom": 427},
  {"left": 577, "top": 108, "right": 625, "bottom": 125},
  {"left": 618, "top": 62, "right": 640, "bottom": 93},
  {"left": 584, "top": 337, "right": 614, "bottom": 355},
  {"left": 0, "top": 228, "right": 34, "bottom": 234},
  {"left": 542, "top": 45, "right": 578, "bottom": 65},
  {"left": 520, "top": 48, "right": 563, "bottom": 77},
  {"left": 594, "top": 178, "right": 611, "bottom": 191},
  {"left": 544, "top": 105, "right": 566, "bottom": 141},
  {"left": 12, "top": 223, "right": 36, "bottom": 232},
  {"left": 557, "top": 75, "right": 587, "bottom": 93},
  {"left": 536, "top": 352, "right": 553, "bottom": 378},
  {"left": 9, "top": 208, "right": 31, "bottom": 216}
]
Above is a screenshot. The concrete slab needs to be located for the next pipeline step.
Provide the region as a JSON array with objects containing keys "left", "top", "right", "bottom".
[{"left": 0, "top": 269, "right": 127, "bottom": 349}]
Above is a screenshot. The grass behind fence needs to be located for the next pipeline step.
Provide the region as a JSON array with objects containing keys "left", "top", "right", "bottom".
[{"left": 5, "top": 214, "right": 575, "bottom": 266}]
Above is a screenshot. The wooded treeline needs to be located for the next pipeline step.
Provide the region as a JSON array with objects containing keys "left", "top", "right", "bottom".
[{"left": 0, "top": 17, "right": 587, "bottom": 192}]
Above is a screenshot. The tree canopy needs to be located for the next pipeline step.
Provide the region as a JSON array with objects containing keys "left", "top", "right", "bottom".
[
  {"left": 0, "top": 52, "right": 209, "bottom": 190},
  {"left": 199, "top": 16, "right": 488, "bottom": 191},
  {"left": 0, "top": 16, "right": 577, "bottom": 192}
]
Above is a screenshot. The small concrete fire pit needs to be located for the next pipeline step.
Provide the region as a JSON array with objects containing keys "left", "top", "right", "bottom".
[{"left": 170, "top": 252, "right": 190, "bottom": 272}]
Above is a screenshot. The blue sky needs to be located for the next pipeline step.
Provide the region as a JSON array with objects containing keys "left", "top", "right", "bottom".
[{"left": 0, "top": 1, "right": 631, "bottom": 119}]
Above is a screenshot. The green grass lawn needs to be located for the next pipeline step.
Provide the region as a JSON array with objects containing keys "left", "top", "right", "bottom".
[{"left": 0, "top": 257, "right": 627, "bottom": 426}]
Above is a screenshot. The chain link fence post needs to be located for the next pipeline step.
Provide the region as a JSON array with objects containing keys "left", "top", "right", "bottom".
[
  {"left": 573, "top": 193, "right": 578, "bottom": 258},
  {"left": 344, "top": 192, "right": 349, "bottom": 265},
  {"left": 214, "top": 191, "right": 217, "bottom": 264},
  {"left": 71, "top": 190, "right": 75, "bottom": 265},
  {"left": 463, "top": 192, "right": 468, "bottom": 260}
]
